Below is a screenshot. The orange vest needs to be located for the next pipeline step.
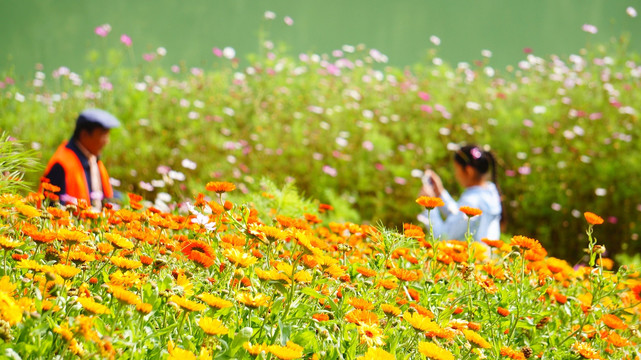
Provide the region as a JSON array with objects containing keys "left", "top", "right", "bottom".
[{"left": 41, "top": 141, "right": 114, "bottom": 203}]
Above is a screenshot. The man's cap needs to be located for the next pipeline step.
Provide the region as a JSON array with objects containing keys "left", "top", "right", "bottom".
[{"left": 77, "top": 109, "right": 121, "bottom": 129}]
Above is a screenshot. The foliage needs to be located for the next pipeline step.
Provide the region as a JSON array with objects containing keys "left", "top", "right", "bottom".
[
  {"left": 0, "top": 133, "right": 41, "bottom": 195},
  {"left": 1, "top": 29, "right": 640, "bottom": 262},
  {"left": 0, "top": 186, "right": 639, "bottom": 359}
]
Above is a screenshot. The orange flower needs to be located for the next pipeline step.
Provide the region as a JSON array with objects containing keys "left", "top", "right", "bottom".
[
  {"left": 510, "top": 235, "right": 543, "bottom": 251},
  {"left": 497, "top": 307, "right": 510, "bottom": 317},
  {"left": 500, "top": 347, "right": 526, "bottom": 360},
  {"left": 348, "top": 298, "right": 374, "bottom": 310},
  {"left": 356, "top": 267, "right": 377, "bottom": 278},
  {"left": 381, "top": 304, "right": 401, "bottom": 317},
  {"left": 601, "top": 314, "right": 627, "bottom": 330},
  {"left": 416, "top": 196, "right": 445, "bottom": 210},
  {"left": 584, "top": 212, "right": 604, "bottom": 225},
  {"left": 459, "top": 206, "right": 482, "bottom": 217},
  {"left": 481, "top": 238, "right": 505, "bottom": 248},
  {"left": 572, "top": 342, "right": 600, "bottom": 359},
  {"left": 205, "top": 181, "right": 236, "bottom": 193},
  {"left": 389, "top": 268, "right": 422, "bottom": 282},
  {"left": 312, "top": 313, "right": 329, "bottom": 322},
  {"left": 344, "top": 309, "right": 379, "bottom": 325},
  {"left": 189, "top": 250, "right": 215, "bottom": 268}
]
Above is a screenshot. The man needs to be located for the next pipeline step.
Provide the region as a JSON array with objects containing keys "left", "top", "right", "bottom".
[{"left": 41, "top": 109, "right": 120, "bottom": 210}]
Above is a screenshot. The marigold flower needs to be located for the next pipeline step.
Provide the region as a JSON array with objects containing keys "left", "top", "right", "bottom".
[
  {"left": 389, "top": 268, "right": 422, "bottom": 282},
  {"left": 500, "top": 346, "right": 526, "bottom": 360},
  {"left": 345, "top": 309, "right": 379, "bottom": 325},
  {"left": 197, "top": 293, "right": 233, "bottom": 309},
  {"left": 583, "top": 212, "right": 604, "bottom": 225},
  {"left": 167, "top": 340, "right": 200, "bottom": 360},
  {"left": 601, "top": 314, "right": 627, "bottom": 330},
  {"left": 224, "top": 248, "right": 258, "bottom": 268},
  {"left": 312, "top": 313, "right": 330, "bottom": 322},
  {"left": 356, "top": 266, "right": 377, "bottom": 278},
  {"left": 205, "top": 181, "right": 236, "bottom": 193},
  {"left": 0, "top": 236, "right": 23, "bottom": 250},
  {"left": 243, "top": 342, "right": 267, "bottom": 356},
  {"left": 104, "top": 233, "right": 134, "bottom": 250},
  {"left": 136, "top": 302, "right": 153, "bottom": 314},
  {"left": 110, "top": 256, "right": 142, "bottom": 270},
  {"left": 356, "top": 347, "right": 395, "bottom": 360},
  {"left": 170, "top": 295, "right": 206, "bottom": 312},
  {"left": 482, "top": 238, "right": 505, "bottom": 248},
  {"left": 462, "top": 329, "right": 491, "bottom": 348},
  {"left": 347, "top": 297, "right": 374, "bottom": 310},
  {"left": 110, "top": 285, "right": 141, "bottom": 306},
  {"left": 199, "top": 316, "right": 228, "bottom": 336},
  {"left": 268, "top": 341, "right": 303, "bottom": 360},
  {"left": 53, "top": 264, "right": 82, "bottom": 279},
  {"left": 459, "top": 206, "right": 482, "bottom": 217},
  {"left": 416, "top": 196, "right": 445, "bottom": 209},
  {"left": 497, "top": 306, "right": 510, "bottom": 317},
  {"left": 510, "top": 235, "right": 543, "bottom": 251},
  {"left": 236, "top": 292, "right": 270, "bottom": 309},
  {"left": 631, "top": 285, "right": 641, "bottom": 302},
  {"left": 77, "top": 297, "right": 110, "bottom": 315},
  {"left": 381, "top": 304, "right": 401, "bottom": 317},
  {"left": 403, "top": 312, "right": 439, "bottom": 332},
  {"left": 57, "top": 228, "right": 90, "bottom": 244},
  {"left": 357, "top": 323, "right": 386, "bottom": 347},
  {"left": 377, "top": 279, "right": 398, "bottom": 290},
  {"left": 572, "top": 342, "right": 600, "bottom": 359},
  {"left": 14, "top": 203, "right": 41, "bottom": 218},
  {"left": 418, "top": 341, "right": 454, "bottom": 360},
  {"left": 189, "top": 250, "right": 215, "bottom": 268},
  {"left": 604, "top": 332, "right": 632, "bottom": 347}
]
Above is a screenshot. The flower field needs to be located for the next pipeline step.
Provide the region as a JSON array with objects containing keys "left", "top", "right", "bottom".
[
  {"left": 1, "top": 18, "right": 641, "bottom": 262},
  {"left": 0, "top": 181, "right": 640, "bottom": 359}
]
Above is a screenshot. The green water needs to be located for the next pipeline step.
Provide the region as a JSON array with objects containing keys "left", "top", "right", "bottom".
[{"left": 1, "top": 0, "right": 640, "bottom": 79}]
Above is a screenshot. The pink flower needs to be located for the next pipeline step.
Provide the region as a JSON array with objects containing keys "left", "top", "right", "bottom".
[
  {"left": 523, "top": 47, "right": 533, "bottom": 54},
  {"left": 420, "top": 104, "right": 433, "bottom": 113},
  {"left": 284, "top": 16, "right": 294, "bottom": 26},
  {"left": 212, "top": 47, "right": 223, "bottom": 57},
  {"left": 120, "top": 34, "right": 132, "bottom": 47},
  {"left": 582, "top": 24, "right": 598, "bottom": 34},
  {"left": 171, "top": 65, "right": 180, "bottom": 73},
  {"left": 322, "top": 165, "right": 337, "bottom": 177},
  {"left": 143, "top": 53, "right": 156, "bottom": 62},
  {"left": 418, "top": 91, "right": 430, "bottom": 101},
  {"left": 94, "top": 24, "right": 111, "bottom": 37}
]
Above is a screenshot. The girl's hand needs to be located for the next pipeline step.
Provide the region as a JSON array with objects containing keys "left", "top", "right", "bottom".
[{"left": 427, "top": 170, "right": 444, "bottom": 197}]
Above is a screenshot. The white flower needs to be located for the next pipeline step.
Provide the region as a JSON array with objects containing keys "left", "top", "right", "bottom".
[
  {"left": 582, "top": 24, "right": 598, "bottom": 34},
  {"left": 429, "top": 35, "right": 441, "bottom": 46},
  {"left": 182, "top": 158, "right": 197, "bottom": 170},
  {"left": 264, "top": 10, "right": 276, "bottom": 20},
  {"left": 222, "top": 47, "right": 236, "bottom": 59},
  {"left": 626, "top": 6, "right": 637, "bottom": 18},
  {"left": 156, "top": 47, "right": 167, "bottom": 56}
]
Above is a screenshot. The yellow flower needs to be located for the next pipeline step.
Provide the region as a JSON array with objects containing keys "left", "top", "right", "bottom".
[
  {"left": 268, "top": 341, "right": 304, "bottom": 360},
  {"left": 403, "top": 312, "right": 439, "bottom": 332},
  {"left": 462, "top": 329, "right": 491, "bottom": 348},
  {"left": 14, "top": 203, "right": 41, "bottom": 218},
  {"left": 418, "top": 341, "right": 454, "bottom": 360},
  {"left": 168, "top": 340, "right": 197, "bottom": 360},
  {"left": 356, "top": 347, "right": 395, "bottom": 360},
  {"left": 197, "top": 293, "right": 233, "bottom": 309},
  {"left": 294, "top": 270, "right": 312, "bottom": 283},
  {"left": 110, "top": 256, "right": 142, "bottom": 270},
  {"left": 0, "top": 291, "right": 22, "bottom": 325},
  {"left": 175, "top": 274, "right": 194, "bottom": 297},
  {"left": 104, "top": 233, "right": 134, "bottom": 250},
  {"left": 109, "top": 285, "right": 141, "bottom": 306},
  {"left": 53, "top": 264, "right": 82, "bottom": 279},
  {"left": 381, "top": 304, "right": 401, "bottom": 317},
  {"left": 357, "top": 323, "right": 386, "bottom": 347},
  {"left": 243, "top": 342, "right": 267, "bottom": 356},
  {"left": 170, "top": 295, "right": 206, "bottom": 312},
  {"left": 198, "top": 316, "right": 228, "bottom": 336},
  {"left": 0, "top": 235, "right": 23, "bottom": 250},
  {"left": 57, "top": 228, "right": 90, "bottom": 244},
  {"left": 236, "top": 292, "right": 270, "bottom": 309},
  {"left": 224, "top": 248, "right": 258, "bottom": 268},
  {"left": 77, "top": 297, "right": 111, "bottom": 315},
  {"left": 136, "top": 302, "right": 153, "bottom": 314}
]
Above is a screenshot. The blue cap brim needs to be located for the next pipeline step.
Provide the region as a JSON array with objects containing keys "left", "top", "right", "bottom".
[{"left": 77, "top": 109, "right": 121, "bottom": 129}]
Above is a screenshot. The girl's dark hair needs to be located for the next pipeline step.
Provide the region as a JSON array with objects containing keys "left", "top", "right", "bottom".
[{"left": 453, "top": 145, "right": 498, "bottom": 185}]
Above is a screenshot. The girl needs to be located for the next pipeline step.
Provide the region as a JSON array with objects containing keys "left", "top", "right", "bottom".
[{"left": 418, "top": 144, "right": 502, "bottom": 241}]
